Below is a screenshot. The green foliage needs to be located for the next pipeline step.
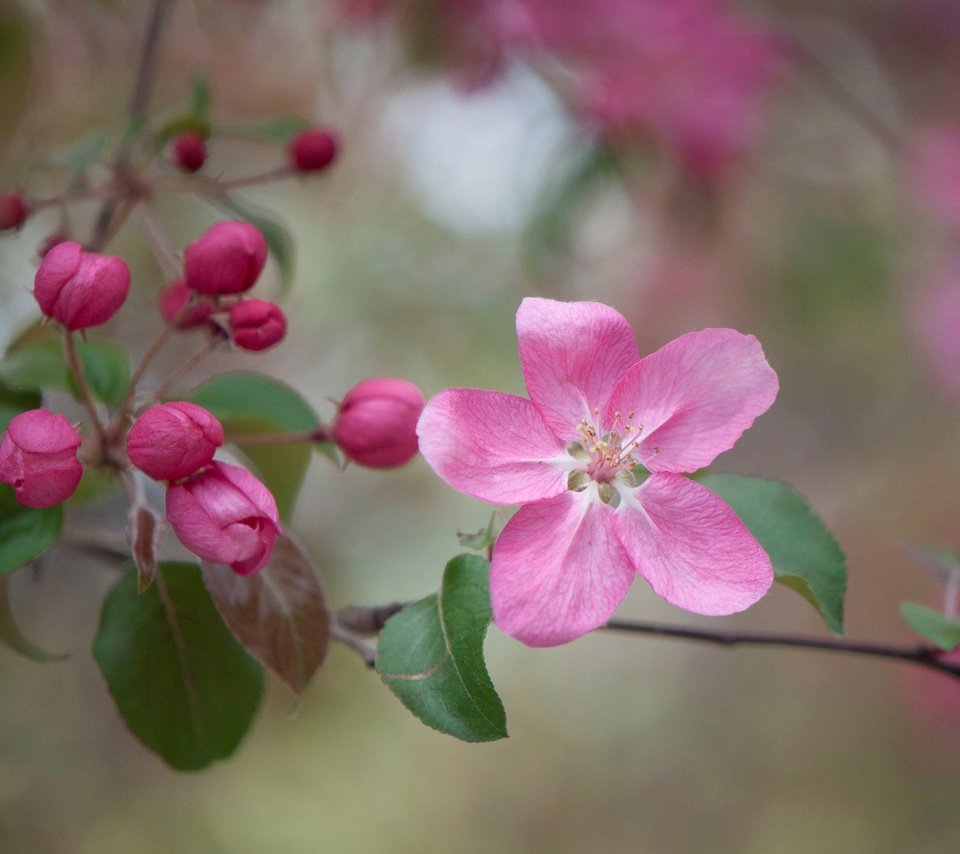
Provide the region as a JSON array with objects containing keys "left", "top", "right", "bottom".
[
  {"left": 700, "top": 474, "right": 847, "bottom": 634},
  {"left": 53, "top": 130, "right": 109, "bottom": 172},
  {"left": 457, "top": 514, "right": 497, "bottom": 553},
  {"left": 230, "top": 115, "right": 311, "bottom": 142},
  {"left": 0, "top": 337, "right": 130, "bottom": 407},
  {"left": 0, "top": 577, "right": 68, "bottom": 663},
  {"left": 153, "top": 73, "right": 212, "bottom": 148},
  {"left": 202, "top": 538, "right": 329, "bottom": 694},
  {"left": 900, "top": 603, "right": 960, "bottom": 652},
  {"left": 187, "top": 371, "right": 320, "bottom": 520},
  {"left": 0, "top": 381, "right": 40, "bottom": 431},
  {"left": 0, "top": 485, "right": 63, "bottom": 576},
  {"left": 377, "top": 554, "right": 507, "bottom": 742},
  {"left": 93, "top": 563, "right": 264, "bottom": 771}
]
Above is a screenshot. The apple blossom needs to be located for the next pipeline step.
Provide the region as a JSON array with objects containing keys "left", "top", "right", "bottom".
[
  {"left": 332, "top": 377, "right": 425, "bottom": 468},
  {"left": 34, "top": 241, "right": 131, "bottom": 330},
  {"left": 157, "top": 281, "right": 215, "bottom": 329},
  {"left": 229, "top": 299, "right": 287, "bottom": 351},
  {"left": 127, "top": 402, "right": 224, "bottom": 482},
  {"left": 0, "top": 409, "right": 83, "bottom": 508},
  {"left": 417, "top": 298, "right": 778, "bottom": 646},
  {"left": 183, "top": 221, "right": 268, "bottom": 296},
  {"left": 166, "top": 461, "right": 281, "bottom": 575}
]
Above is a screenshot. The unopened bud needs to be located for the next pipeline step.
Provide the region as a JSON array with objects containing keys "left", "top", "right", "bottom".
[
  {"left": 332, "top": 377, "right": 425, "bottom": 468},
  {"left": 0, "top": 409, "right": 83, "bottom": 508},
  {"left": 183, "top": 221, "right": 268, "bottom": 295},
  {"left": 171, "top": 131, "right": 208, "bottom": 173},
  {"left": 0, "top": 190, "right": 30, "bottom": 231},
  {"left": 229, "top": 299, "right": 287, "bottom": 351},
  {"left": 127, "top": 402, "right": 224, "bottom": 482},
  {"left": 158, "top": 281, "right": 214, "bottom": 330},
  {"left": 289, "top": 128, "right": 339, "bottom": 173},
  {"left": 34, "top": 241, "right": 130, "bottom": 330}
]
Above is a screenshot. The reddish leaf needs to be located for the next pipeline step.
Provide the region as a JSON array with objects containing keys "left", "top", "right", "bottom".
[
  {"left": 128, "top": 505, "right": 161, "bottom": 593},
  {"left": 201, "top": 538, "right": 328, "bottom": 693}
]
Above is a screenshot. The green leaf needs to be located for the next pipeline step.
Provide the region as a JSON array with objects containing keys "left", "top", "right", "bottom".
[
  {"left": 188, "top": 372, "right": 320, "bottom": 520},
  {"left": 699, "top": 474, "right": 847, "bottom": 635},
  {"left": 0, "top": 381, "right": 40, "bottom": 431},
  {"left": 0, "top": 485, "right": 63, "bottom": 576},
  {"left": 0, "top": 577, "right": 69, "bottom": 663},
  {"left": 457, "top": 514, "right": 497, "bottom": 553},
  {"left": 213, "top": 195, "right": 296, "bottom": 292},
  {"left": 202, "top": 537, "right": 329, "bottom": 694},
  {"left": 377, "top": 554, "right": 507, "bottom": 742},
  {"left": 93, "top": 562, "right": 264, "bottom": 772},
  {"left": 0, "top": 338, "right": 130, "bottom": 406},
  {"left": 188, "top": 73, "right": 211, "bottom": 123},
  {"left": 900, "top": 602, "right": 960, "bottom": 651}
]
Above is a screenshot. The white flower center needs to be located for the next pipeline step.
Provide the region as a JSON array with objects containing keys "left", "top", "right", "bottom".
[{"left": 565, "top": 409, "right": 645, "bottom": 506}]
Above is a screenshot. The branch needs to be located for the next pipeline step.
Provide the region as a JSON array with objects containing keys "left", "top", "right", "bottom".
[{"left": 600, "top": 619, "right": 960, "bottom": 678}]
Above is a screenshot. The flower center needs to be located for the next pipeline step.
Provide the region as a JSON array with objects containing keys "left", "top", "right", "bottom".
[{"left": 565, "top": 410, "right": 645, "bottom": 506}]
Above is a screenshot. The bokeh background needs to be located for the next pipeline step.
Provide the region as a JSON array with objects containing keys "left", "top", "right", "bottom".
[{"left": 3, "top": 0, "right": 960, "bottom": 851}]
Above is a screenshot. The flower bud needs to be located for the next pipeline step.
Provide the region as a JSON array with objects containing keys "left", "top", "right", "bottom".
[
  {"left": 157, "top": 281, "right": 214, "bottom": 329},
  {"left": 0, "top": 190, "right": 30, "bottom": 231},
  {"left": 171, "top": 131, "right": 207, "bottom": 173},
  {"left": 229, "top": 299, "right": 287, "bottom": 351},
  {"left": 166, "top": 461, "right": 281, "bottom": 575},
  {"left": 289, "top": 128, "right": 339, "bottom": 173},
  {"left": 0, "top": 409, "right": 83, "bottom": 508},
  {"left": 183, "top": 221, "right": 268, "bottom": 296},
  {"left": 33, "top": 241, "right": 131, "bottom": 330},
  {"left": 332, "top": 377, "right": 425, "bottom": 468},
  {"left": 127, "top": 402, "right": 224, "bottom": 482}
]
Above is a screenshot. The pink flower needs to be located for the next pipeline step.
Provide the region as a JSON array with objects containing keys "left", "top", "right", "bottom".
[
  {"left": 171, "top": 131, "right": 208, "bottom": 173},
  {"left": 166, "top": 461, "right": 281, "bottom": 575},
  {"left": 417, "top": 298, "right": 778, "bottom": 646},
  {"left": 229, "top": 299, "right": 287, "bottom": 351},
  {"left": 127, "top": 402, "right": 224, "bottom": 482},
  {"left": 157, "top": 281, "right": 215, "bottom": 330},
  {"left": 33, "top": 241, "right": 131, "bottom": 330},
  {"left": 0, "top": 409, "right": 83, "bottom": 508},
  {"left": 183, "top": 221, "right": 268, "bottom": 296},
  {"left": 289, "top": 128, "right": 339, "bottom": 173},
  {"left": 332, "top": 377, "right": 425, "bottom": 468}
]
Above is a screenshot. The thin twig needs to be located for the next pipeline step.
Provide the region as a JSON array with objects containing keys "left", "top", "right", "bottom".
[{"left": 63, "top": 329, "right": 106, "bottom": 442}]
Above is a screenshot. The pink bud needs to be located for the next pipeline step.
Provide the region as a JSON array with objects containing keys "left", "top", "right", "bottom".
[
  {"left": 0, "top": 190, "right": 30, "bottom": 231},
  {"left": 183, "top": 221, "right": 268, "bottom": 296},
  {"left": 127, "top": 402, "right": 224, "bottom": 482},
  {"left": 332, "top": 377, "right": 425, "bottom": 468},
  {"left": 166, "top": 461, "right": 281, "bottom": 575},
  {"left": 0, "top": 409, "right": 83, "bottom": 508},
  {"left": 171, "top": 131, "right": 207, "bottom": 173},
  {"left": 289, "top": 128, "right": 339, "bottom": 173},
  {"left": 229, "top": 299, "right": 287, "bottom": 351},
  {"left": 157, "top": 281, "right": 215, "bottom": 329},
  {"left": 33, "top": 241, "right": 130, "bottom": 330}
]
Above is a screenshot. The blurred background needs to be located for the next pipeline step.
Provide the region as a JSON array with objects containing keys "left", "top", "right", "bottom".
[{"left": 3, "top": 0, "right": 960, "bottom": 851}]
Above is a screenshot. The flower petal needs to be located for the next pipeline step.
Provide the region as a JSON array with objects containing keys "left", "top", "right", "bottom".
[
  {"left": 491, "top": 491, "right": 635, "bottom": 646},
  {"left": 607, "top": 328, "right": 777, "bottom": 472},
  {"left": 417, "top": 388, "right": 568, "bottom": 504},
  {"left": 613, "top": 473, "right": 773, "bottom": 615},
  {"left": 517, "top": 297, "right": 640, "bottom": 439}
]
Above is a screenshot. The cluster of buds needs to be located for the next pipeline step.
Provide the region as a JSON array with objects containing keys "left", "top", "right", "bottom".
[{"left": 159, "top": 220, "right": 287, "bottom": 351}]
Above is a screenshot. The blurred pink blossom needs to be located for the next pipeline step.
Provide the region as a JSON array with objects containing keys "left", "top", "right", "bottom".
[
  {"left": 905, "top": 125, "right": 960, "bottom": 228},
  {"left": 913, "top": 258, "right": 960, "bottom": 398}
]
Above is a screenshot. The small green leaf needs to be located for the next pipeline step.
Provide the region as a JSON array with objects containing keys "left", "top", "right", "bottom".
[
  {"left": 0, "top": 577, "right": 69, "bottom": 663},
  {"left": 213, "top": 195, "right": 296, "bottom": 292},
  {"left": 93, "top": 562, "right": 264, "bottom": 771},
  {"left": 188, "top": 73, "right": 211, "bottom": 122},
  {"left": 457, "top": 514, "right": 497, "bottom": 553},
  {"left": 0, "top": 337, "right": 130, "bottom": 406},
  {"left": 0, "top": 486, "right": 63, "bottom": 576},
  {"left": 0, "top": 381, "right": 40, "bottom": 431},
  {"left": 700, "top": 474, "right": 847, "bottom": 635},
  {"left": 188, "top": 372, "right": 320, "bottom": 520},
  {"left": 377, "top": 554, "right": 507, "bottom": 742},
  {"left": 900, "top": 602, "right": 960, "bottom": 651}
]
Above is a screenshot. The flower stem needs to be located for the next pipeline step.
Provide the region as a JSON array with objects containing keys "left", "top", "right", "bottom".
[
  {"left": 63, "top": 330, "right": 106, "bottom": 442},
  {"left": 149, "top": 335, "right": 223, "bottom": 403}
]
